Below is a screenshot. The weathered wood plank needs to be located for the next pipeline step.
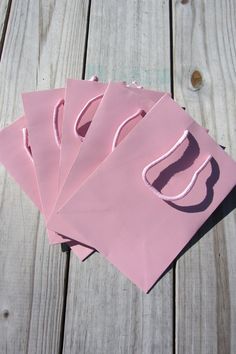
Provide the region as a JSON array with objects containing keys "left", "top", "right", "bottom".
[
  {"left": 0, "top": 0, "right": 9, "bottom": 42},
  {"left": 62, "top": 1, "right": 173, "bottom": 353},
  {"left": 173, "top": 1, "right": 236, "bottom": 353},
  {"left": 0, "top": 0, "right": 89, "bottom": 352}
]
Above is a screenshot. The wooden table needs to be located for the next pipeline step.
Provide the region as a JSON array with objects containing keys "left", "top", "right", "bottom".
[{"left": 0, "top": 1, "right": 235, "bottom": 353}]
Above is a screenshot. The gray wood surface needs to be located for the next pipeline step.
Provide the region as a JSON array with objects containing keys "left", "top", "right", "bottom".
[
  {"left": 0, "top": 0, "right": 89, "bottom": 353},
  {"left": 0, "top": 0, "right": 236, "bottom": 353},
  {"left": 173, "top": 1, "right": 236, "bottom": 353},
  {"left": 0, "top": 0, "right": 9, "bottom": 43},
  {"left": 62, "top": 1, "right": 173, "bottom": 353}
]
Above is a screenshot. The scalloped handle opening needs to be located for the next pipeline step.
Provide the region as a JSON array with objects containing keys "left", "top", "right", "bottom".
[
  {"left": 112, "top": 109, "right": 146, "bottom": 152},
  {"left": 74, "top": 93, "right": 104, "bottom": 139},
  {"left": 53, "top": 98, "right": 65, "bottom": 148},
  {"left": 142, "top": 130, "right": 212, "bottom": 201}
]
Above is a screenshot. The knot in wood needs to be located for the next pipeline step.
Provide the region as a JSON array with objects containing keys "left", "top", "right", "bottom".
[
  {"left": 191, "top": 70, "right": 203, "bottom": 89},
  {"left": 2, "top": 309, "right": 9, "bottom": 318}
]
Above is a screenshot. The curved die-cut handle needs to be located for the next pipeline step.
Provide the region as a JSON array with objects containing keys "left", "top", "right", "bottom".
[
  {"left": 142, "top": 130, "right": 212, "bottom": 201},
  {"left": 74, "top": 94, "right": 104, "bottom": 138},
  {"left": 112, "top": 109, "right": 146, "bottom": 152},
  {"left": 22, "top": 128, "right": 33, "bottom": 161},
  {"left": 53, "top": 98, "right": 65, "bottom": 148}
]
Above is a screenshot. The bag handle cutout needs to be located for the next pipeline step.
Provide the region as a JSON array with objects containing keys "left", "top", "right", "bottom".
[
  {"left": 74, "top": 94, "right": 104, "bottom": 139},
  {"left": 53, "top": 98, "right": 65, "bottom": 148},
  {"left": 142, "top": 130, "right": 212, "bottom": 201},
  {"left": 112, "top": 109, "right": 146, "bottom": 152}
]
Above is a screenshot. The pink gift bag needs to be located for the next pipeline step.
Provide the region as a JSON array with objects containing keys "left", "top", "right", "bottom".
[
  {"left": 23, "top": 81, "right": 142, "bottom": 258},
  {"left": 22, "top": 88, "right": 95, "bottom": 260},
  {"left": 48, "top": 94, "right": 236, "bottom": 292},
  {"left": 51, "top": 79, "right": 108, "bottom": 259},
  {"left": 0, "top": 116, "right": 94, "bottom": 259},
  {"left": 52, "top": 82, "right": 166, "bottom": 216},
  {"left": 59, "top": 79, "right": 107, "bottom": 189}
]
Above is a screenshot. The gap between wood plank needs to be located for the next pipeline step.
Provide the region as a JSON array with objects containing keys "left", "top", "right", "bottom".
[
  {"left": 0, "top": 0, "right": 12, "bottom": 61},
  {"left": 58, "top": 1, "right": 92, "bottom": 353},
  {"left": 169, "top": 1, "right": 176, "bottom": 354},
  {"left": 59, "top": 250, "right": 71, "bottom": 354},
  {"left": 82, "top": 0, "right": 92, "bottom": 80},
  {"left": 169, "top": 0, "right": 174, "bottom": 99}
]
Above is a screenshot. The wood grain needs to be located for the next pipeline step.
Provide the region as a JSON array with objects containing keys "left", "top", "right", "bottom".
[
  {"left": 62, "top": 1, "right": 173, "bottom": 353},
  {"left": 173, "top": 0, "right": 236, "bottom": 353},
  {"left": 0, "top": 0, "right": 89, "bottom": 352},
  {"left": 0, "top": 0, "right": 9, "bottom": 42},
  {"left": 1, "top": 1, "right": 235, "bottom": 352}
]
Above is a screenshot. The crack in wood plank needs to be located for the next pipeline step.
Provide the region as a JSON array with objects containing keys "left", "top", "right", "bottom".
[{"left": 0, "top": 0, "right": 12, "bottom": 61}]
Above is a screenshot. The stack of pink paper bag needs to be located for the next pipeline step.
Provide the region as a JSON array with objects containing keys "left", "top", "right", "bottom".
[{"left": 1, "top": 78, "right": 236, "bottom": 292}]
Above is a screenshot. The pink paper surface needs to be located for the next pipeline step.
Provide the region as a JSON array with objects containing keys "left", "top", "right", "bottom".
[
  {"left": 22, "top": 87, "right": 97, "bottom": 260},
  {"left": 48, "top": 95, "right": 236, "bottom": 292},
  {"left": 59, "top": 79, "right": 107, "bottom": 188},
  {"left": 0, "top": 116, "right": 94, "bottom": 257},
  {"left": 51, "top": 82, "right": 166, "bottom": 217}
]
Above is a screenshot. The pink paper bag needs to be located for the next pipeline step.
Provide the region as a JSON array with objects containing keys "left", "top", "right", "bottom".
[
  {"left": 0, "top": 116, "right": 94, "bottom": 259},
  {"left": 59, "top": 79, "right": 107, "bottom": 188},
  {"left": 52, "top": 82, "right": 166, "bottom": 215},
  {"left": 22, "top": 88, "right": 95, "bottom": 260},
  {"left": 48, "top": 94, "right": 236, "bottom": 292},
  {"left": 53, "top": 79, "right": 108, "bottom": 259}
]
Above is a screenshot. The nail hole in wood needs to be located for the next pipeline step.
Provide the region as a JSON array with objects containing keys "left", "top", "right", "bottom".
[
  {"left": 181, "top": 0, "right": 189, "bottom": 4},
  {"left": 191, "top": 70, "right": 203, "bottom": 89},
  {"left": 2, "top": 310, "right": 9, "bottom": 318}
]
